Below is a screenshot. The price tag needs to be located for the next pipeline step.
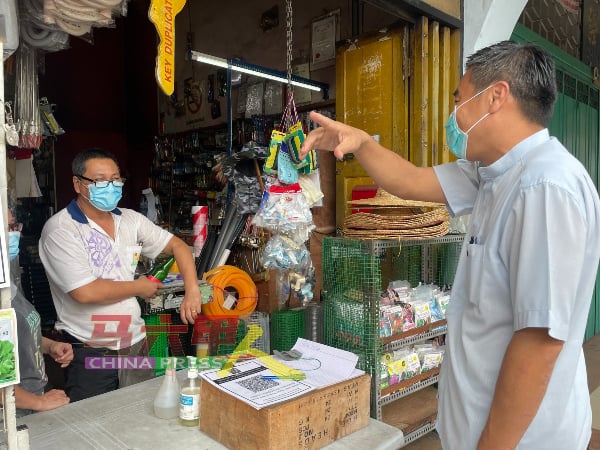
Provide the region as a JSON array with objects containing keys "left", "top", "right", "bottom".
[{"left": 223, "top": 294, "right": 236, "bottom": 310}]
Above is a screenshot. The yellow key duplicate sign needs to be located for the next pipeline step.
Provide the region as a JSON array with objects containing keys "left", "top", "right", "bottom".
[{"left": 149, "top": 0, "right": 187, "bottom": 96}]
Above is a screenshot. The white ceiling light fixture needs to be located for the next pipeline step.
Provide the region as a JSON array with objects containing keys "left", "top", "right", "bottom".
[
  {"left": 189, "top": 50, "right": 329, "bottom": 97},
  {"left": 189, "top": 51, "right": 228, "bottom": 69}
]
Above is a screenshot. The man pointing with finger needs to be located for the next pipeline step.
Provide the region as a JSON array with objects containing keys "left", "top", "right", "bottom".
[{"left": 301, "top": 41, "right": 600, "bottom": 449}]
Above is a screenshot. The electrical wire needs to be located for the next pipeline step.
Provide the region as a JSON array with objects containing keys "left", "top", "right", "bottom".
[
  {"left": 20, "top": 21, "right": 68, "bottom": 51},
  {"left": 202, "top": 265, "right": 258, "bottom": 319}
]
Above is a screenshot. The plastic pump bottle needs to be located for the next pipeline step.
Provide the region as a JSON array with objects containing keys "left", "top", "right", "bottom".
[
  {"left": 179, "top": 356, "right": 201, "bottom": 426},
  {"left": 153, "top": 357, "right": 180, "bottom": 419}
]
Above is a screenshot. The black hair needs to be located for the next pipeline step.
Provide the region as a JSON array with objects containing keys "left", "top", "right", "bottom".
[
  {"left": 72, "top": 148, "right": 120, "bottom": 176},
  {"left": 466, "top": 40, "right": 557, "bottom": 127}
]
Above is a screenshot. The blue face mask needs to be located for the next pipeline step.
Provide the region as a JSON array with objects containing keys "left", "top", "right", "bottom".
[
  {"left": 445, "top": 85, "right": 493, "bottom": 159},
  {"left": 8, "top": 231, "right": 20, "bottom": 261},
  {"left": 87, "top": 183, "right": 123, "bottom": 212}
]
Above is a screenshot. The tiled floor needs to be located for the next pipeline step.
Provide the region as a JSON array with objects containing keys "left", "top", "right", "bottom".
[{"left": 401, "top": 333, "right": 600, "bottom": 449}]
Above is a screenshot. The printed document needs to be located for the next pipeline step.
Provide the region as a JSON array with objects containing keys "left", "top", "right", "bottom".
[{"left": 199, "top": 339, "right": 364, "bottom": 409}]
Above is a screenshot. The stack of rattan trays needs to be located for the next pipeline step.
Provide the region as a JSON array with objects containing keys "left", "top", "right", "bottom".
[{"left": 344, "top": 188, "right": 450, "bottom": 239}]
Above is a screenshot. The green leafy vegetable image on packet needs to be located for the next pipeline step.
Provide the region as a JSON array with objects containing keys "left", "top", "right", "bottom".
[{"left": 0, "top": 308, "right": 19, "bottom": 387}]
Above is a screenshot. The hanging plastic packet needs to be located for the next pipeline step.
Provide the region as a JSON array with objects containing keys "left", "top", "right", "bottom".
[
  {"left": 259, "top": 234, "right": 310, "bottom": 271},
  {"left": 251, "top": 182, "right": 314, "bottom": 235},
  {"left": 297, "top": 174, "right": 324, "bottom": 207},
  {"left": 265, "top": 130, "right": 285, "bottom": 175},
  {"left": 3, "top": 102, "right": 19, "bottom": 147},
  {"left": 219, "top": 142, "right": 269, "bottom": 214},
  {"left": 288, "top": 261, "right": 315, "bottom": 307},
  {"left": 299, "top": 148, "right": 318, "bottom": 174},
  {"left": 282, "top": 121, "right": 318, "bottom": 174},
  {"left": 275, "top": 270, "right": 291, "bottom": 310},
  {"left": 283, "top": 122, "right": 307, "bottom": 165},
  {"left": 39, "top": 97, "right": 65, "bottom": 136},
  {"left": 263, "top": 95, "right": 292, "bottom": 176},
  {"left": 277, "top": 142, "right": 299, "bottom": 184},
  {"left": 263, "top": 92, "right": 319, "bottom": 184}
]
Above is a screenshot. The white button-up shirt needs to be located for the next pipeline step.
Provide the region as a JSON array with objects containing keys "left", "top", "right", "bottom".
[{"left": 434, "top": 129, "right": 600, "bottom": 449}]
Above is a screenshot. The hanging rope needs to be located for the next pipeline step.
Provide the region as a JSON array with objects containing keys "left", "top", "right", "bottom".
[{"left": 285, "top": 0, "right": 293, "bottom": 91}]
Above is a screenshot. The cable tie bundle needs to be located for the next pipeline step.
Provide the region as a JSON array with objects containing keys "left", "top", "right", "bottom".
[{"left": 201, "top": 265, "right": 258, "bottom": 319}]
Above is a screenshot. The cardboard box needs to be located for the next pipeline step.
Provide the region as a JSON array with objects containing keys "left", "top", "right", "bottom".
[{"left": 199, "top": 374, "right": 371, "bottom": 450}]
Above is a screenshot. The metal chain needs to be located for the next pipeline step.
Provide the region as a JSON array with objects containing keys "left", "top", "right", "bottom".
[{"left": 286, "top": 0, "right": 293, "bottom": 88}]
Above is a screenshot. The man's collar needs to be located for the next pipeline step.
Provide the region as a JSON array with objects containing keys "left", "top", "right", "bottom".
[{"left": 66, "top": 198, "right": 122, "bottom": 224}]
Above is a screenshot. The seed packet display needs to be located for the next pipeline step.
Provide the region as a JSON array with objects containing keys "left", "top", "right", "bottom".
[{"left": 0, "top": 308, "right": 19, "bottom": 388}]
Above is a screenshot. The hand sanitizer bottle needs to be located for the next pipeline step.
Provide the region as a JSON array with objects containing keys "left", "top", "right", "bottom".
[{"left": 179, "top": 356, "right": 201, "bottom": 426}]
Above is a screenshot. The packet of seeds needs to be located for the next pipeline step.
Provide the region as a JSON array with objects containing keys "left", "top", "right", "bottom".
[{"left": 0, "top": 308, "right": 19, "bottom": 388}]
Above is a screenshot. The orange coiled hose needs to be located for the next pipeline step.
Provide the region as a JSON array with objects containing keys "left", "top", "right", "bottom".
[{"left": 201, "top": 265, "right": 258, "bottom": 318}]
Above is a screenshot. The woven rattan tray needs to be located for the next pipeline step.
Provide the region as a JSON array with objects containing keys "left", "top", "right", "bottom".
[
  {"left": 344, "top": 208, "right": 450, "bottom": 230},
  {"left": 342, "top": 221, "right": 449, "bottom": 239}
]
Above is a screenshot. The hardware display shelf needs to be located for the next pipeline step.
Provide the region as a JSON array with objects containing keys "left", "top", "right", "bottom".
[
  {"left": 381, "top": 386, "right": 438, "bottom": 446},
  {"left": 151, "top": 128, "right": 225, "bottom": 236},
  {"left": 404, "top": 421, "right": 438, "bottom": 446},
  {"left": 381, "top": 320, "right": 447, "bottom": 350},
  {"left": 375, "top": 322, "right": 446, "bottom": 422},
  {"left": 380, "top": 367, "right": 440, "bottom": 405},
  {"left": 322, "top": 234, "right": 464, "bottom": 447}
]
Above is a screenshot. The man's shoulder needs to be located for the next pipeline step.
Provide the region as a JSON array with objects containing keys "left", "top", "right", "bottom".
[
  {"left": 519, "top": 141, "right": 599, "bottom": 210},
  {"left": 40, "top": 206, "right": 87, "bottom": 247},
  {"left": 43, "top": 207, "right": 74, "bottom": 231},
  {"left": 522, "top": 139, "right": 586, "bottom": 181},
  {"left": 117, "top": 207, "right": 140, "bottom": 216},
  {"left": 117, "top": 207, "right": 147, "bottom": 224}
]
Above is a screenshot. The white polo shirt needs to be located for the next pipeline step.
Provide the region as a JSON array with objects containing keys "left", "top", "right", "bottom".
[
  {"left": 39, "top": 200, "right": 173, "bottom": 350},
  {"left": 434, "top": 129, "right": 600, "bottom": 449}
]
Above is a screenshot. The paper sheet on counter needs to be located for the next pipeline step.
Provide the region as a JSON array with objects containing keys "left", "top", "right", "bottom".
[
  {"left": 200, "top": 359, "right": 313, "bottom": 409},
  {"left": 283, "top": 338, "right": 362, "bottom": 388},
  {"left": 199, "top": 339, "right": 364, "bottom": 409}
]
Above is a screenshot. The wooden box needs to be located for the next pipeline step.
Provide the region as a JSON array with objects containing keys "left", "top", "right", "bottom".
[{"left": 199, "top": 374, "right": 371, "bottom": 450}]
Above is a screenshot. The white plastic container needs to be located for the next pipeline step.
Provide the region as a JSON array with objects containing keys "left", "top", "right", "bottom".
[{"left": 153, "top": 358, "right": 180, "bottom": 419}]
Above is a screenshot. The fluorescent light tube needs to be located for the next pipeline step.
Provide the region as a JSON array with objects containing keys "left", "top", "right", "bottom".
[
  {"left": 189, "top": 51, "right": 228, "bottom": 68},
  {"left": 189, "top": 50, "right": 324, "bottom": 93},
  {"left": 229, "top": 63, "right": 321, "bottom": 92}
]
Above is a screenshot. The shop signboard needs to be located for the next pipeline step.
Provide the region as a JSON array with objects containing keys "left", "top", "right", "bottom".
[{"left": 149, "top": 0, "right": 187, "bottom": 96}]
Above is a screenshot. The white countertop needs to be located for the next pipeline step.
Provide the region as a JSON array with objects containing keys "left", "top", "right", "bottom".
[{"left": 14, "top": 370, "right": 405, "bottom": 450}]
